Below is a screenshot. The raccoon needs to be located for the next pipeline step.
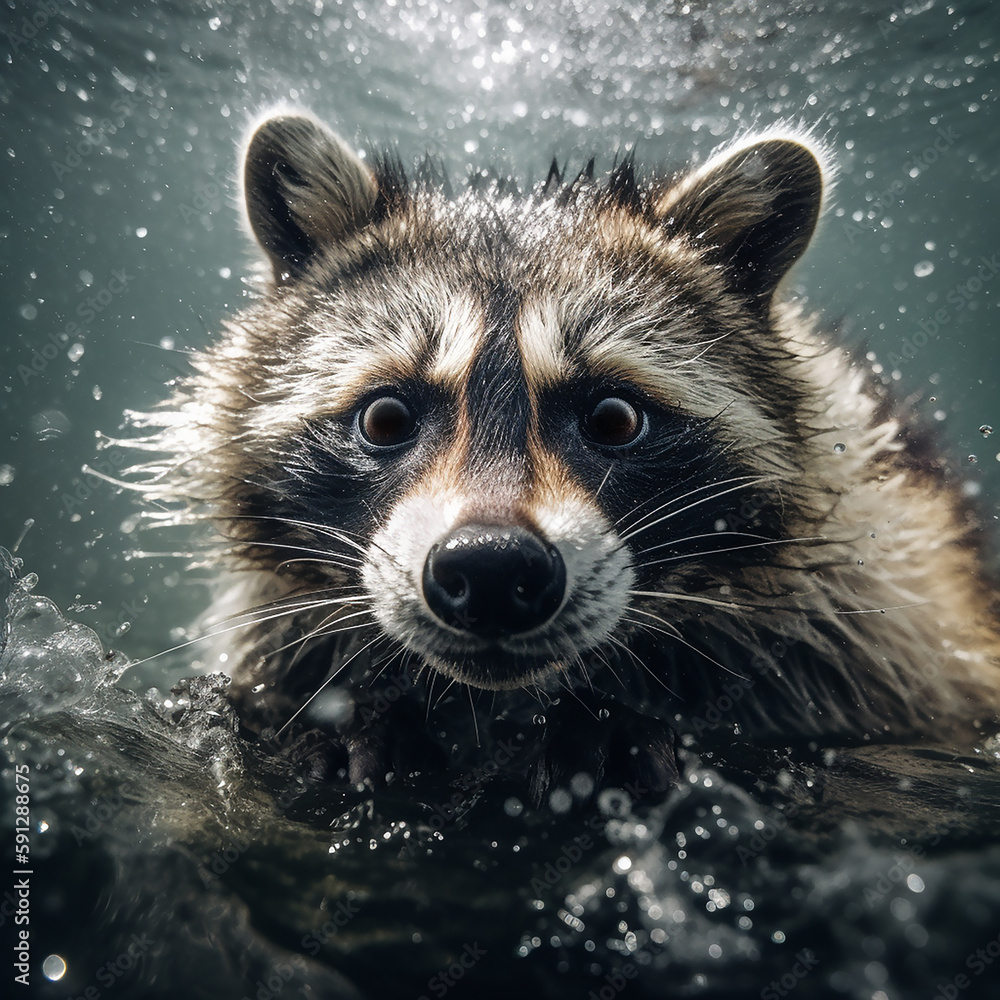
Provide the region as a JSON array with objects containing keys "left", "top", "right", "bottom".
[{"left": 129, "top": 111, "right": 1000, "bottom": 796}]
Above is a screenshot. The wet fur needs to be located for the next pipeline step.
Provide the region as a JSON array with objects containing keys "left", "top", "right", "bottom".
[{"left": 124, "top": 112, "right": 1000, "bottom": 798}]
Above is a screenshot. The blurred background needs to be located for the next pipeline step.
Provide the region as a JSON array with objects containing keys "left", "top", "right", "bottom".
[{"left": 1, "top": 0, "right": 997, "bottom": 674}]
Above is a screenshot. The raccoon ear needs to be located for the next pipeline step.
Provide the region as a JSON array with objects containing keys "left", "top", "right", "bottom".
[
  {"left": 243, "top": 114, "right": 378, "bottom": 281},
  {"left": 656, "top": 136, "right": 824, "bottom": 302}
]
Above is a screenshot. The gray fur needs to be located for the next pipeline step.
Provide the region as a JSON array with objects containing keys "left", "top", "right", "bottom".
[{"left": 122, "top": 113, "right": 1000, "bottom": 787}]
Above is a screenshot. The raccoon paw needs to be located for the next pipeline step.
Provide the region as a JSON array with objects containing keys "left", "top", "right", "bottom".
[
  {"left": 528, "top": 702, "right": 680, "bottom": 806},
  {"left": 341, "top": 699, "right": 448, "bottom": 788}
]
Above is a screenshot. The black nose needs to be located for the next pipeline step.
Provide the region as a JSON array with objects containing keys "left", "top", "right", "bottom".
[{"left": 422, "top": 524, "right": 566, "bottom": 638}]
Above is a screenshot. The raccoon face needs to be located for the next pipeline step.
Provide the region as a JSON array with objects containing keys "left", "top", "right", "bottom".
[{"left": 234, "top": 113, "right": 824, "bottom": 693}]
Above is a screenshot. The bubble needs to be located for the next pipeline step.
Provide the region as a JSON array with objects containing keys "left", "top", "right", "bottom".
[
  {"left": 913, "top": 260, "right": 934, "bottom": 277},
  {"left": 833, "top": 442, "right": 846, "bottom": 453},
  {"left": 968, "top": 455, "right": 978, "bottom": 464},
  {"left": 979, "top": 424, "right": 993, "bottom": 437},
  {"left": 548, "top": 788, "right": 572, "bottom": 813},
  {"left": 67, "top": 342, "right": 85, "bottom": 362},
  {"left": 19, "top": 303, "right": 38, "bottom": 320},
  {"left": 532, "top": 714, "right": 546, "bottom": 725},
  {"left": 0, "top": 464, "right": 15, "bottom": 486},
  {"left": 42, "top": 955, "right": 67, "bottom": 981},
  {"left": 503, "top": 796, "right": 524, "bottom": 817}
]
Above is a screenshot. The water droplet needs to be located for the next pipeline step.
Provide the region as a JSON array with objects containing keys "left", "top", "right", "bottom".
[
  {"left": 929, "top": 396, "right": 936, "bottom": 402},
  {"left": 833, "top": 442, "right": 846, "bottom": 454},
  {"left": 30, "top": 409, "right": 71, "bottom": 441},
  {"left": 967, "top": 455, "right": 978, "bottom": 464},
  {"left": 92, "top": 385, "right": 103, "bottom": 400},
  {"left": 67, "top": 342, "right": 84, "bottom": 362},
  {"left": 548, "top": 788, "right": 572, "bottom": 813},
  {"left": 857, "top": 559, "right": 864, "bottom": 566},
  {"left": 0, "top": 464, "right": 14, "bottom": 486},
  {"left": 913, "top": 260, "right": 934, "bottom": 277},
  {"left": 114, "top": 621, "right": 131, "bottom": 636},
  {"left": 43, "top": 955, "right": 67, "bottom": 981},
  {"left": 979, "top": 424, "right": 993, "bottom": 437}
]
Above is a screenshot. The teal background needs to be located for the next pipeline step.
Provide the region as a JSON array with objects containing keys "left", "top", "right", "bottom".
[{"left": 1, "top": 0, "right": 998, "bottom": 664}]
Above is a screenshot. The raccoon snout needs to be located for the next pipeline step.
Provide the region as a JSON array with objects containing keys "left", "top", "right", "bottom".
[{"left": 421, "top": 524, "right": 567, "bottom": 639}]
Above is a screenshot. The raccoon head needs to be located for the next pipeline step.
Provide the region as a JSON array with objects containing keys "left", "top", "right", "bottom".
[{"left": 234, "top": 113, "right": 825, "bottom": 694}]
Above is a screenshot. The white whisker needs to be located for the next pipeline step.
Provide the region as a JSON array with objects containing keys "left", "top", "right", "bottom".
[
  {"left": 620, "top": 476, "right": 775, "bottom": 542},
  {"left": 276, "top": 634, "right": 386, "bottom": 736},
  {"left": 634, "top": 535, "right": 825, "bottom": 570}
]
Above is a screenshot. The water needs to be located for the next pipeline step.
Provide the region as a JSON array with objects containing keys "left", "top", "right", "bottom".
[{"left": 2, "top": 1, "right": 1000, "bottom": 997}]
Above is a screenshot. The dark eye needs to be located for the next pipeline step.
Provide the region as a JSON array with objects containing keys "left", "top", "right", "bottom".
[
  {"left": 358, "top": 394, "right": 417, "bottom": 448},
  {"left": 582, "top": 396, "right": 643, "bottom": 447}
]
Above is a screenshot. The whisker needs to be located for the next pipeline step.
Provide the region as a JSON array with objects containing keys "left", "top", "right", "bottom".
[
  {"left": 833, "top": 602, "right": 930, "bottom": 615},
  {"left": 628, "top": 589, "right": 751, "bottom": 612},
  {"left": 263, "top": 609, "right": 375, "bottom": 661},
  {"left": 276, "top": 634, "right": 386, "bottom": 736},
  {"left": 125, "top": 594, "right": 369, "bottom": 669},
  {"left": 621, "top": 477, "right": 776, "bottom": 543},
  {"left": 211, "top": 590, "right": 368, "bottom": 625},
  {"left": 625, "top": 607, "right": 748, "bottom": 682},
  {"left": 467, "top": 685, "right": 481, "bottom": 747},
  {"left": 225, "top": 513, "right": 381, "bottom": 558},
  {"left": 275, "top": 555, "right": 363, "bottom": 572},
  {"left": 432, "top": 677, "right": 458, "bottom": 712},
  {"left": 594, "top": 462, "right": 615, "bottom": 501},
  {"left": 634, "top": 529, "right": 777, "bottom": 556},
  {"left": 222, "top": 536, "right": 365, "bottom": 564},
  {"left": 634, "top": 535, "right": 825, "bottom": 571}
]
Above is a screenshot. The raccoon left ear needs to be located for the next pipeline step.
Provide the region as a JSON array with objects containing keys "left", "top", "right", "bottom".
[
  {"left": 243, "top": 114, "right": 378, "bottom": 281},
  {"left": 655, "top": 136, "right": 824, "bottom": 302}
]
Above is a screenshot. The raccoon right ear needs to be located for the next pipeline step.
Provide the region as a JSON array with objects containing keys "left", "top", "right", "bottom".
[
  {"left": 243, "top": 114, "right": 378, "bottom": 281},
  {"left": 655, "top": 134, "right": 825, "bottom": 302}
]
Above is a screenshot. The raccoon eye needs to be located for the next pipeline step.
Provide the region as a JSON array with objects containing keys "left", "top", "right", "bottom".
[
  {"left": 358, "top": 394, "right": 417, "bottom": 448},
  {"left": 583, "top": 396, "right": 644, "bottom": 448}
]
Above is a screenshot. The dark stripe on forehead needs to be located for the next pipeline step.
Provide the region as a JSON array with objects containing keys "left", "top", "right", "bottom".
[{"left": 464, "top": 280, "right": 531, "bottom": 462}]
